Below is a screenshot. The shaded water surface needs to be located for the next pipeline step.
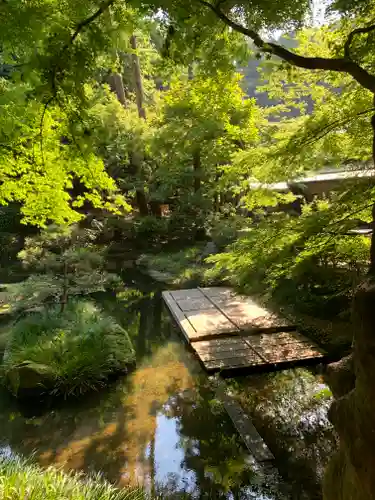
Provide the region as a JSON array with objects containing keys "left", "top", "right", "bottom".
[{"left": 0, "top": 283, "right": 336, "bottom": 499}]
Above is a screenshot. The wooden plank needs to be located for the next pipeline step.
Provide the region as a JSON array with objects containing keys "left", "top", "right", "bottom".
[
  {"left": 264, "top": 348, "right": 324, "bottom": 364},
  {"left": 199, "top": 287, "right": 236, "bottom": 299},
  {"left": 250, "top": 331, "right": 309, "bottom": 342},
  {"left": 162, "top": 291, "right": 197, "bottom": 343},
  {"left": 214, "top": 380, "right": 274, "bottom": 462},
  {"left": 204, "top": 354, "right": 266, "bottom": 371},
  {"left": 198, "top": 349, "right": 256, "bottom": 362},
  {"left": 205, "top": 295, "right": 293, "bottom": 332},
  {"left": 176, "top": 297, "right": 215, "bottom": 312},
  {"left": 255, "top": 342, "right": 321, "bottom": 355},
  {"left": 192, "top": 338, "right": 251, "bottom": 355},
  {"left": 194, "top": 337, "right": 248, "bottom": 348},
  {"left": 246, "top": 331, "right": 312, "bottom": 348},
  {"left": 185, "top": 309, "right": 239, "bottom": 340},
  {"left": 222, "top": 303, "right": 292, "bottom": 331},
  {"left": 193, "top": 338, "right": 256, "bottom": 361},
  {"left": 163, "top": 288, "right": 325, "bottom": 374},
  {"left": 171, "top": 289, "right": 205, "bottom": 301}
]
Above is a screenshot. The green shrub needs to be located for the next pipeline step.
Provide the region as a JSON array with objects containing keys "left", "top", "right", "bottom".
[
  {"left": 207, "top": 215, "right": 248, "bottom": 249},
  {"left": 207, "top": 203, "right": 370, "bottom": 318},
  {"left": 5, "top": 224, "right": 122, "bottom": 314},
  {"left": 139, "top": 246, "right": 216, "bottom": 286},
  {"left": 132, "top": 216, "right": 169, "bottom": 237},
  {"left": 2, "top": 301, "right": 135, "bottom": 398},
  {"left": 0, "top": 454, "right": 149, "bottom": 500}
]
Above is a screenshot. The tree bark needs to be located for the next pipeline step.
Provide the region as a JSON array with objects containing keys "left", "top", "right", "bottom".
[
  {"left": 369, "top": 99, "right": 375, "bottom": 274},
  {"left": 199, "top": 0, "right": 375, "bottom": 93},
  {"left": 193, "top": 150, "right": 201, "bottom": 193},
  {"left": 108, "top": 72, "right": 127, "bottom": 107},
  {"left": 130, "top": 34, "right": 146, "bottom": 120},
  {"left": 130, "top": 34, "right": 148, "bottom": 215}
]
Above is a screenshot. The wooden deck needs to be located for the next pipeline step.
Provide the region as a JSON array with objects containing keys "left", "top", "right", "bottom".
[{"left": 162, "top": 287, "right": 325, "bottom": 374}]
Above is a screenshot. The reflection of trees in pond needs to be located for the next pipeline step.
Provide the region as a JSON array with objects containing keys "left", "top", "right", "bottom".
[
  {"left": 0, "top": 289, "right": 193, "bottom": 492},
  {"left": 0, "top": 342, "right": 196, "bottom": 489},
  {"left": 230, "top": 368, "right": 336, "bottom": 499},
  {"left": 0, "top": 350, "right": 290, "bottom": 499},
  {"left": 96, "top": 290, "right": 171, "bottom": 362},
  {"left": 160, "top": 381, "right": 289, "bottom": 500}
]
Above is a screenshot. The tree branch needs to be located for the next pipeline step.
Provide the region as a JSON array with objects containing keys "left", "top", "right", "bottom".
[
  {"left": 51, "top": 0, "right": 117, "bottom": 94},
  {"left": 295, "top": 107, "right": 375, "bottom": 148},
  {"left": 344, "top": 22, "right": 375, "bottom": 59},
  {"left": 198, "top": 0, "right": 375, "bottom": 93},
  {"left": 67, "top": 0, "right": 117, "bottom": 47}
]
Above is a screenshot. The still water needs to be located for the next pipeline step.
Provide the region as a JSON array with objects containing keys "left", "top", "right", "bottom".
[{"left": 0, "top": 280, "right": 336, "bottom": 499}]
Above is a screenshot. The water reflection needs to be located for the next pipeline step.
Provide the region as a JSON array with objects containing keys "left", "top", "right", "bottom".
[
  {"left": 0, "top": 288, "right": 334, "bottom": 499},
  {"left": 230, "top": 369, "right": 337, "bottom": 500}
]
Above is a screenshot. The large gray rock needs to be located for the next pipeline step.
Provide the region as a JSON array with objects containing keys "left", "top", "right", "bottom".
[
  {"left": 6, "top": 361, "right": 56, "bottom": 398},
  {"left": 201, "top": 241, "right": 218, "bottom": 259}
]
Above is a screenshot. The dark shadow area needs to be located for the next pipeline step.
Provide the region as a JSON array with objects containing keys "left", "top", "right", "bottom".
[{"left": 228, "top": 368, "right": 337, "bottom": 500}]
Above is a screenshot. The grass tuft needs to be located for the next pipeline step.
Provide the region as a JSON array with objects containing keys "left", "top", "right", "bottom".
[
  {"left": 1, "top": 300, "right": 135, "bottom": 398},
  {"left": 0, "top": 454, "right": 149, "bottom": 500}
]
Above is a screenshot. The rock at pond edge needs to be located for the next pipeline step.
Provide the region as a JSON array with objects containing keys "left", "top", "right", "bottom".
[{"left": 6, "top": 361, "right": 56, "bottom": 398}]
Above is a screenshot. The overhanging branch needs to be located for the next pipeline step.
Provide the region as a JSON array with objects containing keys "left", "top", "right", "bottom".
[
  {"left": 295, "top": 107, "right": 375, "bottom": 148},
  {"left": 67, "top": 0, "right": 117, "bottom": 47},
  {"left": 198, "top": 0, "right": 375, "bottom": 93},
  {"left": 344, "top": 22, "right": 375, "bottom": 59},
  {"left": 52, "top": 0, "right": 117, "bottom": 93}
]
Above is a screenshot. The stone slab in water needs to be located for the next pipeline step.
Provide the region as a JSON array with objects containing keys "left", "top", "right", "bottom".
[{"left": 214, "top": 379, "right": 274, "bottom": 462}]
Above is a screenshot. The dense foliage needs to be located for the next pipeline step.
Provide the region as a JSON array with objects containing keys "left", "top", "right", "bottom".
[
  {"left": 3, "top": 224, "right": 121, "bottom": 313},
  {"left": 2, "top": 301, "right": 135, "bottom": 398},
  {"left": 2, "top": 1, "right": 375, "bottom": 499},
  {"left": 0, "top": 0, "right": 373, "bottom": 328}
]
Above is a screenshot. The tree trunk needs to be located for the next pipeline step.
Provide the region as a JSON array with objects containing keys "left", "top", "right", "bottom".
[
  {"left": 369, "top": 106, "right": 375, "bottom": 274},
  {"left": 130, "top": 34, "right": 146, "bottom": 120},
  {"left": 323, "top": 105, "right": 375, "bottom": 500},
  {"left": 108, "top": 72, "right": 127, "bottom": 107},
  {"left": 136, "top": 188, "right": 149, "bottom": 216},
  {"left": 193, "top": 150, "right": 201, "bottom": 193},
  {"left": 130, "top": 34, "right": 148, "bottom": 215},
  {"left": 60, "top": 260, "right": 68, "bottom": 313},
  {"left": 188, "top": 64, "right": 194, "bottom": 81}
]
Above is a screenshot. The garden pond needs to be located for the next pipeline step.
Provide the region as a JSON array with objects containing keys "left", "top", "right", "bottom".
[{"left": 0, "top": 273, "right": 337, "bottom": 499}]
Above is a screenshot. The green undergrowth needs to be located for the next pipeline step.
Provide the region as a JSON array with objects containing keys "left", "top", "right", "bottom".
[
  {"left": 0, "top": 329, "right": 8, "bottom": 355},
  {"left": 1, "top": 301, "right": 135, "bottom": 398},
  {"left": 138, "top": 245, "right": 217, "bottom": 286},
  {"left": 0, "top": 454, "right": 149, "bottom": 500}
]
